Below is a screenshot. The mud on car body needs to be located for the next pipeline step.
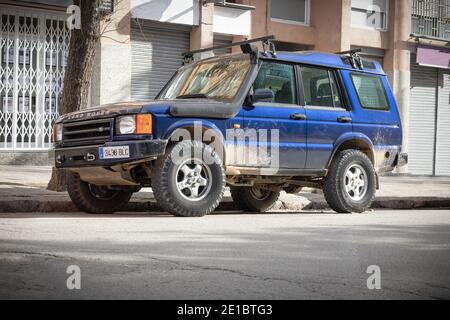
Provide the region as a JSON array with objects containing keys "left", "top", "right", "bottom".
[{"left": 51, "top": 38, "right": 408, "bottom": 217}]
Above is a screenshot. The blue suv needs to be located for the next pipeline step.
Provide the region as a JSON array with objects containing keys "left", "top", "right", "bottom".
[{"left": 52, "top": 37, "right": 408, "bottom": 217}]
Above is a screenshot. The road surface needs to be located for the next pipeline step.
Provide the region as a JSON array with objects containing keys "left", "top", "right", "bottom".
[{"left": 0, "top": 209, "right": 449, "bottom": 300}]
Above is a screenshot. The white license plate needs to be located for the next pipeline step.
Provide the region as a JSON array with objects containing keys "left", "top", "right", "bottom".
[{"left": 99, "top": 146, "right": 130, "bottom": 159}]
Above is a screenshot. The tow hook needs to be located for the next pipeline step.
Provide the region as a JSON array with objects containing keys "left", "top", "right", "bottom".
[
  {"left": 55, "top": 154, "right": 65, "bottom": 164},
  {"left": 86, "top": 153, "right": 96, "bottom": 162}
]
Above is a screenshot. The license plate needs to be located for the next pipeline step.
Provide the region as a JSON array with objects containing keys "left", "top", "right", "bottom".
[{"left": 99, "top": 146, "right": 130, "bottom": 160}]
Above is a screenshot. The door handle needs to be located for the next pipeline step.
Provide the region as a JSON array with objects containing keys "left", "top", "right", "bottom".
[
  {"left": 337, "top": 116, "right": 353, "bottom": 123},
  {"left": 290, "top": 113, "right": 307, "bottom": 121}
]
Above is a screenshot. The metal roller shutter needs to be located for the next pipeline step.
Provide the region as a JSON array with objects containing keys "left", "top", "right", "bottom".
[
  {"left": 436, "top": 70, "right": 450, "bottom": 176},
  {"left": 409, "top": 58, "right": 438, "bottom": 175},
  {"left": 131, "top": 20, "right": 190, "bottom": 100},
  {"left": 213, "top": 35, "right": 232, "bottom": 56}
]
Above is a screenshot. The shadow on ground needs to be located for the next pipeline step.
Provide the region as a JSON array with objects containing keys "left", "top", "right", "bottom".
[{"left": 0, "top": 211, "right": 449, "bottom": 300}]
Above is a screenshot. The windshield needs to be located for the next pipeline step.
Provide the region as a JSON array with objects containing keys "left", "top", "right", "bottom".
[{"left": 158, "top": 56, "right": 251, "bottom": 102}]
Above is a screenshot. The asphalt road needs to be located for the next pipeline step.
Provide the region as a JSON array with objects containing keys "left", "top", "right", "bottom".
[{"left": 0, "top": 209, "right": 449, "bottom": 300}]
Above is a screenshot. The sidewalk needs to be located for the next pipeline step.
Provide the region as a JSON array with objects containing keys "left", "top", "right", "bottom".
[{"left": 0, "top": 165, "right": 450, "bottom": 213}]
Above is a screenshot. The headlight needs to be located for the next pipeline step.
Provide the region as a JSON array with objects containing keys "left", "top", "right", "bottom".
[
  {"left": 116, "top": 114, "right": 152, "bottom": 135},
  {"left": 117, "top": 116, "right": 136, "bottom": 135},
  {"left": 52, "top": 124, "right": 63, "bottom": 143}
]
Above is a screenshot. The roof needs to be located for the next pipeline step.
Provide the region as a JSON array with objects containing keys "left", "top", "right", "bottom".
[{"left": 273, "top": 51, "right": 386, "bottom": 75}]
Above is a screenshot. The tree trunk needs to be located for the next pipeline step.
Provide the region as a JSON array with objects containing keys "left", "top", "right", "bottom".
[{"left": 47, "top": 0, "right": 103, "bottom": 192}]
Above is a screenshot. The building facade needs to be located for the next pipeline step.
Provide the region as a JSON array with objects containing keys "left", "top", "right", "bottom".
[{"left": 0, "top": 0, "right": 449, "bottom": 176}]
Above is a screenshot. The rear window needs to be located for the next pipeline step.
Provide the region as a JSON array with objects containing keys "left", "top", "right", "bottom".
[{"left": 350, "top": 74, "right": 389, "bottom": 111}]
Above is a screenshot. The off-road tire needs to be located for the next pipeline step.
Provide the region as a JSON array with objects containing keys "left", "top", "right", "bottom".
[
  {"left": 67, "top": 172, "right": 133, "bottom": 214},
  {"left": 151, "top": 140, "right": 226, "bottom": 217},
  {"left": 323, "top": 150, "right": 376, "bottom": 213},
  {"left": 230, "top": 187, "right": 280, "bottom": 212}
]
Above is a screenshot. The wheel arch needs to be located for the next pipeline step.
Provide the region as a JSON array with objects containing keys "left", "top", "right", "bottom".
[
  {"left": 163, "top": 120, "right": 227, "bottom": 163},
  {"left": 328, "top": 134, "right": 375, "bottom": 168}
]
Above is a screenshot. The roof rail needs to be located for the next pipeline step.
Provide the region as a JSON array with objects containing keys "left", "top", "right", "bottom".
[
  {"left": 336, "top": 48, "right": 364, "bottom": 70},
  {"left": 182, "top": 35, "right": 276, "bottom": 64},
  {"left": 336, "top": 48, "right": 362, "bottom": 55}
]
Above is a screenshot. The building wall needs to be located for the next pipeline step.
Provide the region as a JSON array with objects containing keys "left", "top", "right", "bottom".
[
  {"left": 2, "top": 0, "right": 448, "bottom": 175},
  {"left": 91, "top": 0, "right": 132, "bottom": 107}
]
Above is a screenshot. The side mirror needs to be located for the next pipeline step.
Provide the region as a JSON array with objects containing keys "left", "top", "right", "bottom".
[{"left": 251, "top": 88, "right": 275, "bottom": 104}]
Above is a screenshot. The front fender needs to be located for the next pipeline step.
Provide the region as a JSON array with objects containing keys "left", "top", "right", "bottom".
[
  {"left": 162, "top": 119, "right": 227, "bottom": 163},
  {"left": 162, "top": 119, "right": 225, "bottom": 142}
]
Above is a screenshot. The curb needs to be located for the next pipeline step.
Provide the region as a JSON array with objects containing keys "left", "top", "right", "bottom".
[
  {"left": 372, "top": 197, "right": 450, "bottom": 210},
  {"left": 0, "top": 198, "right": 240, "bottom": 213},
  {"left": 277, "top": 197, "right": 450, "bottom": 211},
  {"left": 1, "top": 197, "right": 449, "bottom": 213}
]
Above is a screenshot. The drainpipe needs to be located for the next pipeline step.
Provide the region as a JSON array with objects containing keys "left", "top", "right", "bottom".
[{"left": 385, "top": 0, "right": 412, "bottom": 174}]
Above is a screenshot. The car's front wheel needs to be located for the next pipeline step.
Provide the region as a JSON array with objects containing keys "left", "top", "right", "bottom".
[
  {"left": 323, "top": 150, "right": 376, "bottom": 213},
  {"left": 230, "top": 186, "right": 280, "bottom": 212},
  {"left": 67, "top": 172, "right": 133, "bottom": 214},
  {"left": 151, "top": 140, "right": 226, "bottom": 217}
]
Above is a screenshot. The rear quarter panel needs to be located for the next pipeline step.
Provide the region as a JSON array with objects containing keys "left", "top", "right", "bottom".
[{"left": 340, "top": 70, "right": 403, "bottom": 172}]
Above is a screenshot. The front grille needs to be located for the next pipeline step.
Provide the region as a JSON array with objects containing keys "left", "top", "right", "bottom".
[{"left": 63, "top": 118, "right": 112, "bottom": 146}]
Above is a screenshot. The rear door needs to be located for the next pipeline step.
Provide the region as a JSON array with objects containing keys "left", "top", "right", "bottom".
[{"left": 298, "top": 66, "right": 352, "bottom": 169}]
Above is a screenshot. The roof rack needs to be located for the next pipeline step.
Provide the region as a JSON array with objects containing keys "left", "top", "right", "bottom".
[
  {"left": 336, "top": 48, "right": 364, "bottom": 70},
  {"left": 182, "top": 35, "right": 276, "bottom": 64}
]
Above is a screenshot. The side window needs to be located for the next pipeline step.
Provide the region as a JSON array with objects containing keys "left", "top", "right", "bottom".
[
  {"left": 254, "top": 61, "right": 297, "bottom": 105},
  {"left": 351, "top": 74, "right": 389, "bottom": 110},
  {"left": 300, "top": 66, "right": 343, "bottom": 108}
]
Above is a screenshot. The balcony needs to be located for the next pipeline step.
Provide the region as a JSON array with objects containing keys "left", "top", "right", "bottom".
[
  {"left": 131, "top": 0, "right": 199, "bottom": 26},
  {"left": 412, "top": 0, "right": 450, "bottom": 41},
  {"left": 213, "top": 1, "right": 253, "bottom": 36}
]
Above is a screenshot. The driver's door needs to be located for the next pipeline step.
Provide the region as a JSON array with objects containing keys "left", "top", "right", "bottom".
[{"left": 240, "top": 60, "right": 307, "bottom": 170}]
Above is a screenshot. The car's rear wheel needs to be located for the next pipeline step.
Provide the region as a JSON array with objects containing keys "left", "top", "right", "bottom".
[
  {"left": 67, "top": 172, "right": 133, "bottom": 214},
  {"left": 323, "top": 150, "right": 376, "bottom": 213},
  {"left": 230, "top": 186, "right": 280, "bottom": 212},
  {"left": 151, "top": 140, "right": 225, "bottom": 217}
]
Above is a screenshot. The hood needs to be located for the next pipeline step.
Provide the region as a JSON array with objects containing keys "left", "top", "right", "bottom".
[
  {"left": 57, "top": 101, "right": 170, "bottom": 123},
  {"left": 57, "top": 98, "right": 236, "bottom": 124}
]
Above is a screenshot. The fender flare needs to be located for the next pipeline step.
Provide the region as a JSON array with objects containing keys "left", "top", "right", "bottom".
[
  {"left": 163, "top": 120, "right": 227, "bottom": 162},
  {"left": 327, "top": 132, "right": 375, "bottom": 167}
]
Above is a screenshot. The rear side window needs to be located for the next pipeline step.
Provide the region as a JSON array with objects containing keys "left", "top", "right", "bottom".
[
  {"left": 300, "top": 66, "right": 343, "bottom": 108},
  {"left": 351, "top": 74, "right": 389, "bottom": 110}
]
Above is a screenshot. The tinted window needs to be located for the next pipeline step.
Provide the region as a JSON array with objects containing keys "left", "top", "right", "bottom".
[
  {"left": 254, "top": 61, "right": 297, "bottom": 105},
  {"left": 271, "top": 0, "right": 308, "bottom": 24},
  {"left": 351, "top": 74, "right": 389, "bottom": 110},
  {"left": 300, "top": 66, "right": 342, "bottom": 108}
]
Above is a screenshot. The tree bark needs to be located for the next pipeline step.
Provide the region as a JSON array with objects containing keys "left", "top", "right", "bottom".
[{"left": 47, "top": 0, "right": 104, "bottom": 192}]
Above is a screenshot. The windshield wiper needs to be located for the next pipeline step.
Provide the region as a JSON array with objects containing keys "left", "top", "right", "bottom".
[{"left": 176, "top": 93, "right": 208, "bottom": 99}]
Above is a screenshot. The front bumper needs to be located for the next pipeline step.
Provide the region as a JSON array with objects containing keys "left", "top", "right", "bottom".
[{"left": 51, "top": 140, "right": 167, "bottom": 168}]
